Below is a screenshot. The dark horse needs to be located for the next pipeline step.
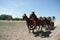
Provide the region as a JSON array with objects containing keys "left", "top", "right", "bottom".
[
  {"left": 39, "top": 17, "right": 46, "bottom": 31},
  {"left": 29, "top": 12, "right": 50, "bottom": 31},
  {"left": 22, "top": 14, "right": 38, "bottom": 33},
  {"left": 29, "top": 12, "right": 41, "bottom": 31},
  {"left": 39, "top": 17, "right": 51, "bottom": 29},
  {"left": 43, "top": 17, "right": 51, "bottom": 28},
  {"left": 29, "top": 12, "right": 43, "bottom": 31}
]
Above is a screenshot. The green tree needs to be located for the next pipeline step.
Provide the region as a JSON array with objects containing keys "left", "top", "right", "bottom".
[
  {"left": 0, "top": 14, "right": 12, "bottom": 20},
  {"left": 52, "top": 16, "right": 56, "bottom": 21}
]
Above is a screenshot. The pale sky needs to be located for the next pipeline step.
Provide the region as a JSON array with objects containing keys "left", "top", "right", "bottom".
[{"left": 0, "top": 0, "right": 60, "bottom": 18}]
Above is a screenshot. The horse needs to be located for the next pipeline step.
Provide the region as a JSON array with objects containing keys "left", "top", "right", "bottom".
[
  {"left": 39, "top": 16, "right": 52, "bottom": 30},
  {"left": 39, "top": 17, "right": 46, "bottom": 31},
  {"left": 42, "top": 17, "right": 51, "bottom": 29},
  {"left": 29, "top": 12, "right": 43, "bottom": 31},
  {"left": 22, "top": 14, "right": 38, "bottom": 33}
]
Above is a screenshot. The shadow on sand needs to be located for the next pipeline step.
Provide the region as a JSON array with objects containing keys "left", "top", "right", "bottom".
[
  {"left": 32, "top": 26, "right": 56, "bottom": 38},
  {"left": 33, "top": 31, "right": 51, "bottom": 38},
  {"left": 46, "top": 26, "right": 56, "bottom": 30}
]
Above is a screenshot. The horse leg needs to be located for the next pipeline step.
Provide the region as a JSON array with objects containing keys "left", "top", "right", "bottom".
[
  {"left": 32, "top": 26, "right": 35, "bottom": 33},
  {"left": 32, "top": 26, "right": 36, "bottom": 33},
  {"left": 41, "top": 26, "right": 42, "bottom": 31},
  {"left": 33, "top": 25, "right": 37, "bottom": 29},
  {"left": 38, "top": 25, "right": 40, "bottom": 31},
  {"left": 48, "top": 24, "right": 50, "bottom": 28},
  {"left": 29, "top": 25, "right": 33, "bottom": 33},
  {"left": 28, "top": 28, "right": 30, "bottom": 33},
  {"left": 27, "top": 25, "right": 30, "bottom": 33},
  {"left": 32, "top": 29, "right": 34, "bottom": 33},
  {"left": 41, "top": 25, "right": 43, "bottom": 32}
]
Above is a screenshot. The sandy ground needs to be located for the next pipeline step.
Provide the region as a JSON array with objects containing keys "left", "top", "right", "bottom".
[{"left": 0, "top": 19, "right": 60, "bottom": 40}]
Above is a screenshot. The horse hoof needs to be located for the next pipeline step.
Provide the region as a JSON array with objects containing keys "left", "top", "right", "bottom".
[
  {"left": 32, "top": 31, "right": 34, "bottom": 33},
  {"left": 40, "top": 31, "right": 43, "bottom": 33}
]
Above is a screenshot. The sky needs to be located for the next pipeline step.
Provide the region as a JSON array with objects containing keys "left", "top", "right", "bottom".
[{"left": 0, "top": 0, "right": 60, "bottom": 18}]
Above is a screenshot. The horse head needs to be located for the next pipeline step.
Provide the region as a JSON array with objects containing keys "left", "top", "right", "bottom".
[
  {"left": 39, "top": 17, "right": 46, "bottom": 21},
  {"left": 22, "top": 13, "right": 27, "bottom": 20}
]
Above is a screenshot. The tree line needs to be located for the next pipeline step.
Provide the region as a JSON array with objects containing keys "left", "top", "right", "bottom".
[
  {"left": 0, "top": 14, "right": 56, "bottom": 21},
  {"left": 0, "top": 14, "right": 23, "bottom": 21}
]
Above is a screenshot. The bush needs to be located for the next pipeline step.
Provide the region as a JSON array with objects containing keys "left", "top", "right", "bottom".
[{"left": 12, "top": 18, "right": 23, "bottom": 21}]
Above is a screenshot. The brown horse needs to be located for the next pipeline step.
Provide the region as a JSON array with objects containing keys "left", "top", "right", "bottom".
[
  {"left": 45, "top": 17, "right": 51, "bottom": 28},
  {"left": 40, "top": 17, "right": 51, "bottom": 28},
  {"left": 29, "top": 12, "right": 40, "bottom": 30},
  {"left": 39, "top": 17, "right": 46, "bottom": 30},
  {"left": 22, "top": 14, "right": 38, "bottom": 33},
  {"left": 29, "top": 12, "right": 51, "bottom": 31}
]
